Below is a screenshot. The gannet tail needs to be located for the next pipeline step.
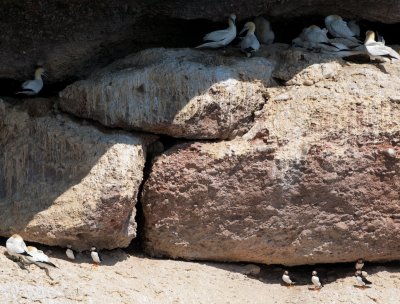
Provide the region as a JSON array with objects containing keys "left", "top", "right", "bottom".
[{"left": 16, "top": 90, "right": 37, "bottom": 96}]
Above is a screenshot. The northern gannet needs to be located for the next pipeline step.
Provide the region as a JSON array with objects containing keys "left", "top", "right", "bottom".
[
  {"left": 303, "top": 25, "right": 351, "bottom": 51},
  {"left": 364, "top": 30, "right": 400, "bottom": 61},
  {"left": 355, "top": 259, "right": 364, "bottom": 271},
  {"left": 293, "top": 25, "right": 354, "bottom": 54},
  {"left": 26, "top": 246, "right": 57, "bottom": 268},
  {"left": 6, "top": 234, "right": 32, "bottom": 259},
  {"left": 311, "top": 271, "right": 323, "bottom": 290},
  {"left": 195, "top": 14, "right": 237, "bottom": 49},
  {"left": 17, "top": 67, "right": 47, "bottom": 95},
  {"left": 91, "top": 247, "right": 102, "bottom": 265},
  {"left": 348, "top": 20, "right": 361, "bottom": 37},
  {"left": 239, "top": 22, "right": 260, "bottom": 57},
  {"left": 282, "top": 270, "right": 295, "bottom": 287},
  {"left": 325, "top": 15, "right": 360, "bottom": 43},
  {"left": 66, "top": 245, "right": 75, "bottom": 260},
  {"left": 254, "top": 16, "right": 275, "bottom": 45},
  {"left": 355, "top": 271, "right": 372, "bottom": 288}
]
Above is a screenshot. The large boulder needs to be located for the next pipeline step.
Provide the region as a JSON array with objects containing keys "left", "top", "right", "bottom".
[
  {"left": 59, "top": 48, "right": 273, "bottom": 139},
  {"left": 141, "top": 59, "right": 400, "bottom": 265},
  {"left": 0, "top": 99, "right": 155, "bottom": 251}
]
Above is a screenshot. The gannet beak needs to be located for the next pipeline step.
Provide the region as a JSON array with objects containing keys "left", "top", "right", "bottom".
[
  {"left": 239, "top": 27, "right": 248, "bottom": 35},
  {"left": 43, "top": 71, "right": 48, "bottom": 78}
]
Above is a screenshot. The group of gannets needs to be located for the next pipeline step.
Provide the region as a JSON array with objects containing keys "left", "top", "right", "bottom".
[
  {"left": 5, "top": 234, "right": 102, "bottom": 271},
  {"left": 195, "top": 14, "right": 274, "bottom": 57},
  {"left": 194, "top": 13, "right": 400, "bottom": 62},
  {"left": 16, "top": 14, "right": 399, "bottom": 97},
  {"left": 282, "top": 258, "right": 372, "bottom": 290},
  {"left": 6, "top": 234, "right": 56, "bottom": 270},
  {"left": 293, "top": 14, "right": 400, "bottom": 61}
]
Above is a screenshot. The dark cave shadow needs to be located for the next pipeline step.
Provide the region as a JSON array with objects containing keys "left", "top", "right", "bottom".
[{"left": 199, "top": 260, "right": 400, "bottom": 287}]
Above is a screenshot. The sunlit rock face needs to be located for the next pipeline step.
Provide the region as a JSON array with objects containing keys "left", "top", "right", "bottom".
[
  {"left": 141, "top": 55, "right": 400, "bottom": 266},
  {"left": 59, "top": 48, "right": 274, "bottom": 139},
  {"left": 0, "top": 99, "right": 156, "bottom": 251}
]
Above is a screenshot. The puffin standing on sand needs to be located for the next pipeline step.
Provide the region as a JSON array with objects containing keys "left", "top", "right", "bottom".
[
  {"left": 282, "top": 270, "right": 296, "bottom": 287},
  {"left": 91, "top": 247, "right": 102, "bottom": 266}
]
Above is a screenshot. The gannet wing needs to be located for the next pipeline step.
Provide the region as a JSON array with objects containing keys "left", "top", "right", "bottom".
[
  {"left": 203, "top": 28, "right": 230, "bottom": 42},
  {"left": 367, "top": 44, "right": 400, "bottom": 59},
  {"left": 331, "top": 19, "right": 358, "bottom": 40},
  {"left": 21, "top": 80, "right": 42, "bottom": 92}
]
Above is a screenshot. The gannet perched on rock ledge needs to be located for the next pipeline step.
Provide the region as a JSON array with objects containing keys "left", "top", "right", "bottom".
[
  {"left": 195, "top": 14, "right": 236, "bottom": 49},
  {"left": 325, "top": 15, "right": 360, "bottom": 43},
  {"left": 17, "top": 67, "right": 47, "bottom": 95},
  {"left": 254, "top": 16, "right": 274, "bottom": 45},
  {"left": 26, "top": 246, "right": 57, "bottom": 268},
  {"left": 6, "top": 234, "right": 32, "bottom": 259},
  {"left": 364, "top": 30, "right": 400, "bottom": 62},
  {"left": 239, "top": 22, "right": 260, "bottom": 57}
]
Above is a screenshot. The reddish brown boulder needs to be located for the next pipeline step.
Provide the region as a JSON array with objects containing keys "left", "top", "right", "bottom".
[{"left": 142, "top": 58, "right": 400, "bottom": 265}]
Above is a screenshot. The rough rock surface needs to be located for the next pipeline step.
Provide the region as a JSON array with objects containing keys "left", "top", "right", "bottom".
[
  {"left": 0, "top": 99, "right": 154, "bottom": 250},
  {"left": 142, "top": 56, "right": 400, "bottom": 265},
  {"left": 59, "top": 48, "right": 272, "bottom": 139}
]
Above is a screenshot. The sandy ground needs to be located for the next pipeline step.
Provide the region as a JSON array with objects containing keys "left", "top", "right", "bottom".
[{"left": 1, "top": 244, "right": 400, "bottom": 304}]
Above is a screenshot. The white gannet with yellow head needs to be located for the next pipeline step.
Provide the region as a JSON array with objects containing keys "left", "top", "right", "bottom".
[
  {"left": 195, "top": 14, "right": 237, "bottom": 49},
  {"left": 26, "top": 246, "right": 57, "bottom": 268},
  {"left": 239, "top": 22, "right": 260, "bottom": 57},
  {"left": 6, "top": 234, "right": 32, "bottom": 259},
  {"left": 325, "top": 15, "right": 360, "bottom": 43},
  {"left": 254, "top": 16, "right": 274, "bottom": 45},
  {"left": 17, "top": 67, "right": 47, "bottom": 95},
  {"left": 364, "top": 30, "right": 400, "bottom": 61}
]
